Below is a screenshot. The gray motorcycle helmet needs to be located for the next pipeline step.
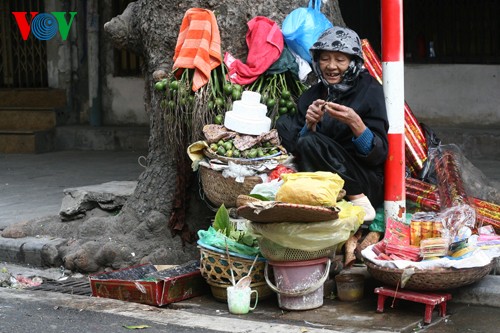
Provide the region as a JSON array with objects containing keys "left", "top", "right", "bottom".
[
  {"left": 309, "top": 26, "right": 365, "bottom": 97},
  {"left": 309, "top": 26, "right": 364, "bottom": 63}
]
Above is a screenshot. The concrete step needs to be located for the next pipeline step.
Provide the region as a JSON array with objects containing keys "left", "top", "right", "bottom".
[
  {"left": 427, "top": 125, "right": 500, "bottom": 161},
  {"left": 0, "top": 129, "right": 55, "bottom": 153},
  {"left": 0, "top": 89, "right": 66, "bottom": 108},
  {"left": 0, "top": 107, "right": 56, "bottom": 131}
]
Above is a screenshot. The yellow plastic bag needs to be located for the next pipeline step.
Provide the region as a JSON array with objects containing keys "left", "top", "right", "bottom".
[
  {"left": 275, "top": 171, "right": 344, "bottom": 206},
  {"left": 187, "top": 141, "right": 208, "bottom": 171}
]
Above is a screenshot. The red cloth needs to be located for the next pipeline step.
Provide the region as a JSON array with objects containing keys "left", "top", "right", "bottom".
[
  {"left": 225, "top": 16, "right": 284, "bottom": 85},
  {"left": 173, "top": 8, "right": 221, "bottom": 91}
]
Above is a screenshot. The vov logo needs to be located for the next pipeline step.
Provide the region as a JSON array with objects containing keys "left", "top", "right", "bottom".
[{"left": 12, "top": 12, "right": 77, "bottom": 41}]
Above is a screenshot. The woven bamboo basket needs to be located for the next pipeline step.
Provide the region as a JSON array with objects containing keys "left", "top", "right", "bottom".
[
  {"left": 198, "top": 243, "right": 266, "bottom": 285},
  {"left": 258, "top": 237, "right": 337, "bottom": 262},
  {"left": 198, "top": 243, "right": 274, "bottom": 301},
  {"left": 365, "top": 259, "right": 493, "bottom": 291},
  {"left": 199, "top": 165, "right": 262, "bottom": 208}
]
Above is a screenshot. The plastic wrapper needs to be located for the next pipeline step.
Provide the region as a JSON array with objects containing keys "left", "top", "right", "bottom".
[
  {"left": 421, "top": 144, "right": 500, "bottom": 205},
  {"left": 406, "top": 176, "right": 500, "bottom": 234},
  {"left": 267, "top": 164, "right": 295, "bottom": 181},
  {"left": 369, "top": 208, "right": 386, "bottom": 233},
  {"left": 275, "top": 171, "right": 344, "bottom": 206},
  {"left": 281, "top": 0, "right": 333, "bottom": 64},
  {"left": 431, "top": 145, "right": 472, "bottom": 208},
  {"left": 410, "top": 211, "right": 442, "bottom": 246},
  {"left": 197, "top": 227, "right": 261, "bottom": 257},
  {"left": 222, "top": 161, "right": 260, "bottom": 181},
  {"left": 476, "top": 214, "right": 500, "bottom": 233},
  {"left": 420, "top": 237, "right": 450, "bottom": 258},
  {"left": 249, "top": 201, "right": 363, "bottom": 252},
  {"left": 438, "top": 204, "right": 476, "bottom": 241},
  {"left": 249, "top": 179, "right": 283, "bottom": 201}
]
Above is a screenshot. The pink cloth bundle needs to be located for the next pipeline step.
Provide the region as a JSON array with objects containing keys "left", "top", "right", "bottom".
[{"left": 225, "top": 16, "right": 284, "bottom": 85}]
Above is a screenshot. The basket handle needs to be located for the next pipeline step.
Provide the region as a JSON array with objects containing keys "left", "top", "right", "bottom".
[{"left": 264, "top": 259, "right": 331, "bottom": 297}]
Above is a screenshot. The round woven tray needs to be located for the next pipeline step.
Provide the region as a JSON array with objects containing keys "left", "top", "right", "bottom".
[
  {"left": 365, "top": 259, "right": 493, "bottom": 291},
  {"left": 237, "top": 202, "right": 340, "bottom": 223},
  {"left": 203, "top": 148, "right": 286, "bottom": 165},
  {"left": 199, "top": 165, "right": 262, "bottom": 208}
]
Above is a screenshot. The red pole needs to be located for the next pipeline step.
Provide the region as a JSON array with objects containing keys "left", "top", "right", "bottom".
[{"left": 382, "top": 0, "right": 406, "bottom": 225}]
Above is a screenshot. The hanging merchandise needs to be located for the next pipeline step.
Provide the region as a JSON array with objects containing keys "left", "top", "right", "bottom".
[
  {"left": 281, "top": 0, "right": 333, "bottom": 64},
  {"left": 173, "top": 8, "right": 222, "bottom": 92},
  {"left": 224, "top": 16, "right": 284, "bottom": 85}
]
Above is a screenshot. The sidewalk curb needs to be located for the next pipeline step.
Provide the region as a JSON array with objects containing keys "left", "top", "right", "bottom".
[
  {"left": 450, "top": 275, "right": 500, "bottom": 307},
  {"left": 0, "top": 236, "right": 66, "bottom": 267},
  {"left": 3, "top": 234, "right": 499, "bottom": 309}
]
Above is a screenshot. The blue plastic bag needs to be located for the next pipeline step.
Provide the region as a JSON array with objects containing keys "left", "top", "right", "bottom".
[{"left": 282, "top": 0, "right": 333, "bottom": 64}]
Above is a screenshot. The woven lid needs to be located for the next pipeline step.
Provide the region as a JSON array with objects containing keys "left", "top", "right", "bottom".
[{"left": 237, "top": 201, "right": 340, "bottom": 223}]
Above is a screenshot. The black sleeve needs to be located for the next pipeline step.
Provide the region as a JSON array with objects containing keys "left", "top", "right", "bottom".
[
  {"left": 275, "top": 84, "right": 324, "bottom": 153},
  {"left": 353, "top": 76, "right": 389, "bottom": 166}
]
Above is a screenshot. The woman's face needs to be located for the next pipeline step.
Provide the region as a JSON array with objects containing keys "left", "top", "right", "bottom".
[{"left": 318, "top": 51, "right": 351, "bottom": 84}]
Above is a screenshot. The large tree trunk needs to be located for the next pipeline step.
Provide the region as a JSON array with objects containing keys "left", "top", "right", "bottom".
[
  {"left": 98, "top": 0, "right": 345, "bottom": 271},
  {"left": 3, "top": 0, "right": 345, "bottom": 273}
]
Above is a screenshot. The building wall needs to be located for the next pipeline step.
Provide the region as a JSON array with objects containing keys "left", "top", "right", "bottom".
[
  {"left": 43, "top": 0, "right": 497, "bottom": 128},
  {"left": 99, "top": 64, "right": 500, "bottom": 127},
  {"left": 405, "top": 64, "right": 500, "bottom": 127},
  {"left": 105, "top": 75, "right": 148, "bottom": 125}
]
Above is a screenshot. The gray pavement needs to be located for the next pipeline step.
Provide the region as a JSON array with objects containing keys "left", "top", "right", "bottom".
[
  {"left": 1, "top": 271, "right": 500, "bottom": 333},
  {"left": 0, "top": 142, "right": 499, "bottom": 332},
  {"left": 0, "top": 150, "right": 147, "bottom": 229},
  {"left": 0, "top": 146, "right": 498, "bottom": 231}
]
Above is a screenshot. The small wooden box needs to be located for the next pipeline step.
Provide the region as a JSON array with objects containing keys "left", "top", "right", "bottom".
[{"left": 89, "top": 261, "right": 208, "bottom": 306}]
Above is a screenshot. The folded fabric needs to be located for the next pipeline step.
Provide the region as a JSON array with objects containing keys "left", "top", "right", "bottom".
[
  {"left": 225, "top": 16, "right": 284, "bottom": 85},
  {"left": 173, "top": 8, "right": 222, "bottom": 91}
]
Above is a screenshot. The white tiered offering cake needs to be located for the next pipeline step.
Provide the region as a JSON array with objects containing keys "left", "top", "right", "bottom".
[{"left": 224, "top": 91, "right": 271, "bottom": 135}]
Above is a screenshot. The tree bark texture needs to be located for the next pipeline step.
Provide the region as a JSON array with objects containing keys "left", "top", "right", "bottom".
[
  {"left": 100, "top": 0, "right": 346, "bottom": 270},
  {"left": 1, "top": 0, "right": 346, "bottom": 273},
  {"left": 105, "top": 0, "right": 344, "bottom": 204}
]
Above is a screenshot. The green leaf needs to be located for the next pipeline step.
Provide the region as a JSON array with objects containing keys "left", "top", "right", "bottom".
[
  {"left": 229, "top": 230, "right": 242, "bottom": 241},
  {"left": 123, "top": 325, "right": 150, "bottom": 329},
  {"left": 213, "top": 204, "right": 231, "bottom": 237},
  {"left": 240, "top": 233, "right": 257, "bottom": 247},
  {"left": 249, "top": 194, "right": 269, "bottom": 201}
]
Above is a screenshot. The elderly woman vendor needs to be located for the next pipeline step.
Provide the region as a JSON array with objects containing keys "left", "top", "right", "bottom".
[{"left": 276, "top": 26, "right": 389, "bottom": 222}]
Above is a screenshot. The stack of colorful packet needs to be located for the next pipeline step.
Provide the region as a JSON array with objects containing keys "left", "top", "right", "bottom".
[
  {"left": 420, "top": 237, "right": 450, "bottom": 259},
  {"left": 385, "top": 243, "right": 421, "bottom": 261}
]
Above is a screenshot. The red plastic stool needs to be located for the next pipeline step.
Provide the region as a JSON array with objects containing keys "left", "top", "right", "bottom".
[{"left": 374, "top": 286, "right": 452, "bottom": 324}]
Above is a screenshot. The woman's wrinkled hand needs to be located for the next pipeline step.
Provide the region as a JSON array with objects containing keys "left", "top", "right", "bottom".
[
  {"left": 324, "top": 101, "right": 366, "bottom": 137},
  {"left": 305, "top": 99, "right": 327, "bottom": 131}
]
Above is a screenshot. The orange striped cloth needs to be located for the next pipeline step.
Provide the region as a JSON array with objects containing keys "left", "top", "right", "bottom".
[{"left": 173, "top": 8, "right": 222, "bottom": 91}]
